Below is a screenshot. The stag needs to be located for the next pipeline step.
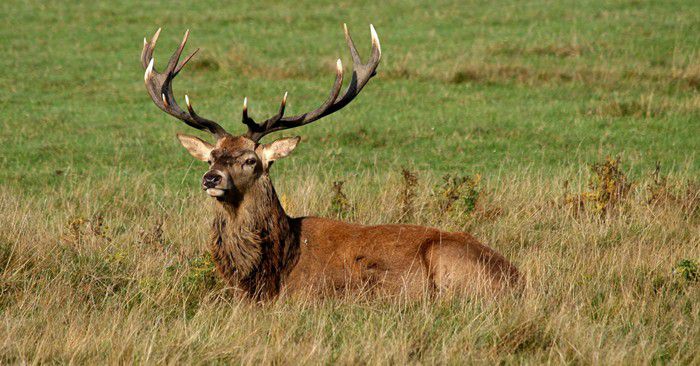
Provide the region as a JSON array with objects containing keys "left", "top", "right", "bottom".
[{"left": 141, "top": 25, "right": 520, "bottom": 300}]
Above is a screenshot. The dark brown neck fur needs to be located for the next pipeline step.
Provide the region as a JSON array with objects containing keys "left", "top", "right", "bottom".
[{"left": 209, "top": 174, "right": 299, "bottom": 300}]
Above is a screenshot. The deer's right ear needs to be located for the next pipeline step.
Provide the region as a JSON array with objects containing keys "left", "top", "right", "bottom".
[{"left": 176, "top": 133, "right": 214, "bottom": 162}]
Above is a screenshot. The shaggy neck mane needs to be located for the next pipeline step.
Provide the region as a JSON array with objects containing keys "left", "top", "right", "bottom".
[{"left": 210, "top": 174, "right": 299, "bottom": 299}]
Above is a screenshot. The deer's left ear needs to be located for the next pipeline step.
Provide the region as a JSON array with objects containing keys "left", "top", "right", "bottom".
[{"left": 259, "top": 136, "right": 301, "bottom": 166}]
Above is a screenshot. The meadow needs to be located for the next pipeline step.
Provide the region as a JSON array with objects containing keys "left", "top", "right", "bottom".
[{"left": 1, "top": 0, "right": 699, "bottom": 363}]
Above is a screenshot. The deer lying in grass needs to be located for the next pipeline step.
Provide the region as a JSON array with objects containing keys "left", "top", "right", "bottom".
[{"left": 141, "top": 25, "right": 520, "bottom": 300}]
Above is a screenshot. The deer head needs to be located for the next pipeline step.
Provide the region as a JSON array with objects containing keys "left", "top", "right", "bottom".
[{"left": 141, "top": 25, "right": 381, "bottom": 201}]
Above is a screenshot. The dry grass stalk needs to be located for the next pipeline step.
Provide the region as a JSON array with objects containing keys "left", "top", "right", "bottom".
[{"left": 398, "top": 168, "right": 418, "bottom": 223}]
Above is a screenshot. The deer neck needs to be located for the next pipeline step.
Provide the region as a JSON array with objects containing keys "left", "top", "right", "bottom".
[{"left": 210, "top": 174, "right": 297, "bottom": 298}]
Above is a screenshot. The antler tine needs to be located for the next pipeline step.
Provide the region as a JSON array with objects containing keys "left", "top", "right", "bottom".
[
  {"left": 142, "top": 29, "right": 229, "bottom": 139},
  {"left": 242, "top": 97, "right": 257, "bottom": 130},
  {"left": 330, "top": 23, "right": 381, "bottom": 110},
  {"left": 244, "top": 92, "right": 292, "bottom": 141},
  {"left": 243, "top": 24, "right": 381, "bottom": 142},
  {"left": 343, "top": 23, "right": 362, "bottom": 66},
  {"left": 141, "top": 27, "right": 161, "bottom": 69},
  {"left": 166, "top": 29, "right": 195, "bottom": 75},
  {"left": 176, "top": 48, "right": 199, "bottom": 75},
  {"left": 369, "top": 24, "right": 381, "bottom": 65},
  {"left": 277, "top": 92, "right": 288, "bottom": 119}
]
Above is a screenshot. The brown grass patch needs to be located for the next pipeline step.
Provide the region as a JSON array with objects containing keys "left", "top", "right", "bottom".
[
  {"left": 488, "top": 42, "right": 587, "bottom": 58},
  {"left": 449, "top": 63, "right": 605, "bottom": 86},
  {"left": 0, "top": 165, "right": 698, "bottom": 363}
]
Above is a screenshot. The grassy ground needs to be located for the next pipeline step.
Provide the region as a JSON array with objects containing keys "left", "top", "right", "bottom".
[{"left": 1, "top": 0, "right": 699, "bottom": 363}]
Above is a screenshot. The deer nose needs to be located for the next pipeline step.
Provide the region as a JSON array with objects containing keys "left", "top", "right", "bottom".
[{"left": 202, "top": 172, "right": 222, "bottom": 188}]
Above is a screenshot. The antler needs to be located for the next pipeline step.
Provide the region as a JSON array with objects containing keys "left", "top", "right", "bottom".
[
  {"left": 141, "top": 29, "right": 229, "bottom": 139},
  {"left": 243, "top": 24, "right": 381, "bottom": 142}
]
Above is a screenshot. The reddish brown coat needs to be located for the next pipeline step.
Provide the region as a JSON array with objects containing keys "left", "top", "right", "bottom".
[{"left": 207, "top": 172, "right": 520, "bottom": 300}]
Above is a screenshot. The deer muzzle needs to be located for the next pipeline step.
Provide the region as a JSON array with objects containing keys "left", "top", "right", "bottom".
[{"left": 202, "top": 171, "right": 227, "bottom": 197}]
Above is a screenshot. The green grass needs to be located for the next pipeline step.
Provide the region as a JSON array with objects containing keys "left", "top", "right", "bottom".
[
  {"left": 2, "top": 0, "right": 699, "bottom": 191},
  {"left": 1, "top": 0, "right": 699, "bottom": 363}
]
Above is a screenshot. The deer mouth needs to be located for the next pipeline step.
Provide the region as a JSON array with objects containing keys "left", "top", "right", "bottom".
[{"left": 206, "top": 188, "right": 226, "bottom": 197}]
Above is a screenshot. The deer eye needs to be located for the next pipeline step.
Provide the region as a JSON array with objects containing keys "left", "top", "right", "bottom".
[{"left": 245, "top": 158, "right": 256, "bottom": 165}]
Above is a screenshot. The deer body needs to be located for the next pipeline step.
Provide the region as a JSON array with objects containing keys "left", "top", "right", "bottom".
[
  {"left": 140, "top": 26, "right": 520, "bottom": 300},
  {"left": 204, "top": 139, "right": 519, "bottom": 300}
]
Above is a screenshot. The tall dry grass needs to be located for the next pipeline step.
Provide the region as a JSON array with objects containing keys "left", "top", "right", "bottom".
[{"left": 1, "top": 162, "right": 698, "bottom": 364}]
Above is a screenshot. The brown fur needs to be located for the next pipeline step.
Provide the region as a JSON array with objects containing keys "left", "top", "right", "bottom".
[{"left": 204, "top": 137, "right": 521, "bottom": 300}]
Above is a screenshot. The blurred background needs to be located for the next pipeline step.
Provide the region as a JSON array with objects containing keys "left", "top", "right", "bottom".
[{"left": 2, "top": 0, "right": 699, "bottom": 193}]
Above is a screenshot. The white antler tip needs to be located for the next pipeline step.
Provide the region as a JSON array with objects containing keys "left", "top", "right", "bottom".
[
  {"left": 343, "top": 23, "right": 348, "bottom": 34},
  {"left": 153, "top": 27, "right": 161, "bottom": 40},
  {"left": 143, "top": 37, "right": 147, "bottom": 46},
  {"left": 161, "top": 93, "right": 167, "bottom": 106},
  {"left": 283, "top": 91, "right": 288, "bottom": 103},
  {"left": 336, "top": 58, "right": 343, "bottom": 73},
  {"left": 185, "top": 94, "right": 190, "bottom": 107},
  {"left": 370, "top": 24, "right": 381, "bottom": 53},
  {"left": 144, "top": 58, "right": 154, "bottom": 82},
  {"left": 243, "top": 97, "right": 248, "bottom": 109}
]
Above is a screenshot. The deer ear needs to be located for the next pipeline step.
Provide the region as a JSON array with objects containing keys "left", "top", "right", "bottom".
[
  {"left": 176, "top": 133, "right": 214, "bottom": 162},
  {"left": 260, "top": 136, "right": 301, "bottom": 165}
]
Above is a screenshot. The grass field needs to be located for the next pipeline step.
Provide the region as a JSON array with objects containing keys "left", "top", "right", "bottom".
[{"left": 1, "top": 0, "right": 699, "bottom": 363}]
